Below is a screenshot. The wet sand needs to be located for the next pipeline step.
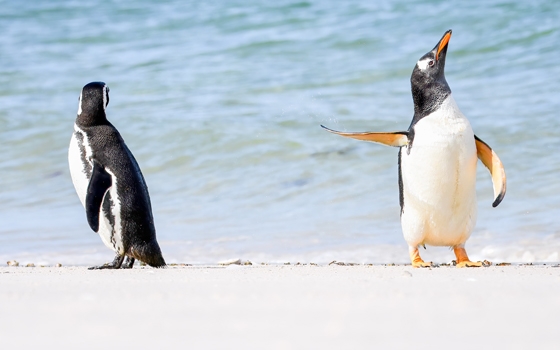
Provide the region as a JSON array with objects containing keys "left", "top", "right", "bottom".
[{"left": 1, "top": 264, "right": 558, "bottom": 349}]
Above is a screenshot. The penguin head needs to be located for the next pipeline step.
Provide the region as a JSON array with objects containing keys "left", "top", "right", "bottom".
[
  {"left": 76, "top": 82, "right": 110, "bottom": 126},
  {"left": 410, "top": 30, "right": 452, "bottom": 118},
  {"left": 413, "top": 30, "right": 451, "bottom": 83}
]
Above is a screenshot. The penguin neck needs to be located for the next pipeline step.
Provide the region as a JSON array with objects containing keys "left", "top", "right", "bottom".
[
  {"left": 75, "top": 111, "right": 109, "bottom": 128},
  {"left": 411, "top": 79, "right": 451, "bottom": 120}
]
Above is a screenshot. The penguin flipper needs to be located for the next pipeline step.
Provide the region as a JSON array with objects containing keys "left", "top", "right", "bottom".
[
  {"left": 321, "top": 125, "right": 408, "bottom": 147},
  {"left": 474, "top": 135, "right": 506, "bottom": 207},
  {"left": 85, "top": 160, "right": 112, "bottom": 232}
]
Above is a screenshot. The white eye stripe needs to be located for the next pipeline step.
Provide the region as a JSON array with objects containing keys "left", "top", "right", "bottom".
[
  {"left": 77, "top": 92, "right": 83, "bottom": 115},
  {"left": 417, "top": 57, "right": 433, "bottom": 71},
  {"left": 102, "top": 85, "right": 109, "bottom": 110}
]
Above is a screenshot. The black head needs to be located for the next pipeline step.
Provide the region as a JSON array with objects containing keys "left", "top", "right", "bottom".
[
  {"left": 410, "top": 30, "right": 452, "bottom": 119},
  {"left": 76, "top": 81, "right": 110, "bottom": 127}
]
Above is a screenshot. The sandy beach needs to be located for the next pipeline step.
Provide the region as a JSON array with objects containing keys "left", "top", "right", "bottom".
[{"left": 1, "top": 263, "right": 558, "bottom": 350}]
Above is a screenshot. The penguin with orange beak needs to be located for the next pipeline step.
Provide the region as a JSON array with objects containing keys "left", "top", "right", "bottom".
[{"left": 322, "top": 30, "right": 506, "bottom": 267}]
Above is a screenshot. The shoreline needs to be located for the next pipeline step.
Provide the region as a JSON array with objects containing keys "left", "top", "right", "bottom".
[
  {"left": 3, "top": 257, "right": 560, "bottom": 268},
  {"left": 3, "top": 235, "right": 560, "bottom": 268},
  {"left": 1, "top": 264, "right": 558, "bottom": 349}
]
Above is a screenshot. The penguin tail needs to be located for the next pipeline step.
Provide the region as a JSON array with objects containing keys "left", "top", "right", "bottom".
[
  {"left": 145, "top": 254, "right": 167, "bottom": 268},
  {"left": 129, "top": 242, "right": 167, "bottom": 268}
]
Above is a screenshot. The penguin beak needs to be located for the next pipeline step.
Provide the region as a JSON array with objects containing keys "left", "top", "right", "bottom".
[{"left": 435, "top": 30, "right": 452, "bottom": 61}]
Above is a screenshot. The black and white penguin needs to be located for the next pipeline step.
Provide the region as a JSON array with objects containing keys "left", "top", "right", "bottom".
[
  {"left": 68, "top": 82, "right": 166, "bottom": 269},
  {"left": 322, "top": 30, "right": 506, "bottom": 268}
]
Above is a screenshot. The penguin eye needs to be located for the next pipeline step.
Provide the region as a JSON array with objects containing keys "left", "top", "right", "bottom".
[{"left": 428, "top": 60, "right": 435, "bottom": 67}]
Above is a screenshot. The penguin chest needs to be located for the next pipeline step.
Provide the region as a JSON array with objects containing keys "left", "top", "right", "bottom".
[{"left": 400, "top": 103, "right": 478, "bottom": 246}]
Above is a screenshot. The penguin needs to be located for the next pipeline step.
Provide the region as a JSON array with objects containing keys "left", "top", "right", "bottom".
[
  {"left": 68, "top": 82, "right": 166, "bottom": 269},
  {"left": 322, "top": 30, "right": 506, "bottom": 268}
]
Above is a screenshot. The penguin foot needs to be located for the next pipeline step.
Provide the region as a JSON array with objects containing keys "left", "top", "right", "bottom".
[
  {"left": 453, "top": 246, "right": 490, "bottom": 268},
  {"left": 412, "top": 260, "right": 432, "bottom": 268},
  {"left": 454, "top": 259, "right": 492, "bottom": 268},
  {"left": 88, "top": 254, "right": 125, "bottom": 270},
  {"left": 455, "top": 260, "right": 482, "bottom": 268},
  {"left": 409, "top": 247, "right": 432, "bottom": 268},
  {"left": 121, "top": 256, "right": 135, "bottom": 269}
]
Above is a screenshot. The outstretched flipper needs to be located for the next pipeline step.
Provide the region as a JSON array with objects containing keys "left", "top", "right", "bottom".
[
  {"left": 85, "top": 160, "right": 112, "bottom": 232},
  {"left": 475, "top": 135, "right": 507, "bottom": 207},
  {"left": 321, "top": 125, "right": 408, "bottom": 147}
]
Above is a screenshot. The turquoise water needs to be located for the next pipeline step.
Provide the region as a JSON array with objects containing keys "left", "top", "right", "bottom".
[{"left": 1, "top": 0, "right": 559, "bottom": 265}]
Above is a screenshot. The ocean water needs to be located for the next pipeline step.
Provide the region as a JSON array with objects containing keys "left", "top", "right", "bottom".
[{"left": 1, "top": 0, "right": 559, "bottom": 265}]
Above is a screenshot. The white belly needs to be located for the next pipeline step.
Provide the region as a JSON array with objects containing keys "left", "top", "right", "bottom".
[
  {"left": 68, "top": 124, "right": 123, "bottom": 254},
  {"left": 400, "top": 95, "right": 478, "bottom": 247},
  {"left": 68, "top": 125, "right": 91, "bottom": 206}
]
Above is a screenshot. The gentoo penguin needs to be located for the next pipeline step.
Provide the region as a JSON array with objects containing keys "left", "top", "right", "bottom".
[
  {"left": 322, "top": 30, "right": 506, "bottom": 268},
  {"left": 68, "top": 82, "right": 166, "bottom": 269}
]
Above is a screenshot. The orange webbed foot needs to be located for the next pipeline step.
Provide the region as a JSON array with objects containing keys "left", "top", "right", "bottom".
[
  {"left": 453, "top": 246, "right": 491, "bottom": 268},
  {"left": 412, "top": 260, "right": 432, "bottom": 268},
  {"left": 455, "top": 260, "right": 482, "bottom": 268},
  {"left": 410, "top": 247, "right": 432, "bottom": 268}
]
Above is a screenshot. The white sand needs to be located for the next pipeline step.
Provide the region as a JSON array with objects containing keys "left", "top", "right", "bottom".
[{"left": 1, "top": 264, "right": 558, "bottom": 349}]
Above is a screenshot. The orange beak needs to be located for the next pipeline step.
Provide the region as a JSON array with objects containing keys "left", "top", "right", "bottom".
[{"left": 436, "top": 31, "right": 452, "bottom": 61}]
